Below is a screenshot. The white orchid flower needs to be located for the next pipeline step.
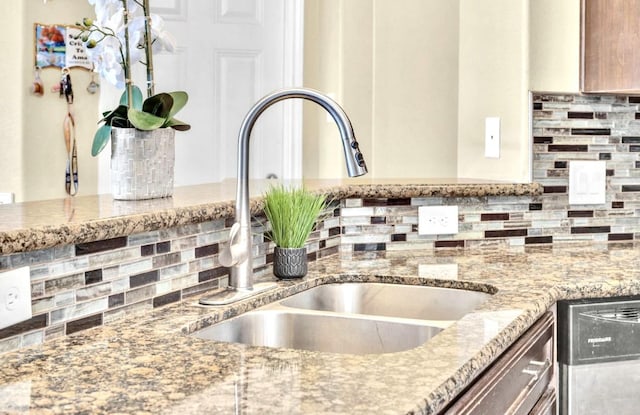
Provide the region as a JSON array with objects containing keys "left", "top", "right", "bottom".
[
  {"left": 149, "top": 14, "right": 176, "bottom": 53},
  {"left": 83, "top": 0, "right": 177, "bottom": 90},
  {"left": 86, "top": 35, "right": 125, "bottom": 89}
]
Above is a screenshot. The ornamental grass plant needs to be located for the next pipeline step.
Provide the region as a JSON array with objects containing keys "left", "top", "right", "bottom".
[{"left": 263, "top": 185, "right": 327, "bottom": 249}]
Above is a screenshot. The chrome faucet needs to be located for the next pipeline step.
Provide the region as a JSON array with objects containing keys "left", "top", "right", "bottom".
[{"left": 200, "top": 88, "right": 367, "bottom": 305}]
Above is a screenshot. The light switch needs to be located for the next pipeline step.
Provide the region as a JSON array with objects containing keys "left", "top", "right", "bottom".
[
  {"left": 485, "top": 117, "right": 500, "bottom": 158},
  {"left": 569, "top": 160, "right": 606, "bottom": 205}
]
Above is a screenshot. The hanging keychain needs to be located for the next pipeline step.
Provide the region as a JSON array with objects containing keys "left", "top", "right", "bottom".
[
  {"left": 31, "top": 66, "right": 44, "bottom": 96},
  {"left": 86, "top": 70, "right": 99, "bottom": 94},
  {"left": 60, "top": 68, "right": 79, "bottom": 196}
]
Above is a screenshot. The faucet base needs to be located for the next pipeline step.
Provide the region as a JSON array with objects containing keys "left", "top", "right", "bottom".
[{"left": 198, "top": 282, "right": 279, "bottom": 306}]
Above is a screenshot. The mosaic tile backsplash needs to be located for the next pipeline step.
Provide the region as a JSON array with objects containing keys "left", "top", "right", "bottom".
[
  {"left": 3, "top": 93, "right": 640, "bottom": 354},
  {"left": 340, "top": 93, "right": 640, "bottom": 251},
  {"left": 0, "top": 204, "right": 341, "bottom": 354}
]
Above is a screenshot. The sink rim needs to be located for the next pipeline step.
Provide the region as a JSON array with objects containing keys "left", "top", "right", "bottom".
[
  {"left": 278, "top": 281, "right": 493, "bottom": 322},
  {"left": 191, "top": 307, "right": 445, "bottom": 354},
  {"left": 190, "top": 280, "right": 495, "bottom": 355}
]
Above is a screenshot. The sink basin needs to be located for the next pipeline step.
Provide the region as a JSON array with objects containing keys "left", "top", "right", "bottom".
[
  {"left": 192, "top": 282, "right": 492, "bottom": 355},
  {"left": 280, "top": 283, "right": 491, "bottom": 321},
  {"left": 192, "top": 309, "right": 441, "bottom": 354}
]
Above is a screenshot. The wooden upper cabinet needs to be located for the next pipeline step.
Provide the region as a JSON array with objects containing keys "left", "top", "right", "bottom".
[{"left": 581, "top": 0, "right": 640, "bottom": 93}]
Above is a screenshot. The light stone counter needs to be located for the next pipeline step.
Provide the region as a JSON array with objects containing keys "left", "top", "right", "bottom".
[
  {"left": 1, "top": 244, "right": 639, "bottom": 414},
  {"left": 0, "top": 179, "right": 540, "bottom": 254}
]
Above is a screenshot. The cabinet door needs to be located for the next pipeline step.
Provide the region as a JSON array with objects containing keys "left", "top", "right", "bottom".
[
  {"left": 442, "top": 312, "right": 554, "bottom": 415},
  {"left": 529, "top": 387, "right": 557, "bottom": 415},
  {"left": 581, "top": 0, "right": 640, "bottom": 93}
]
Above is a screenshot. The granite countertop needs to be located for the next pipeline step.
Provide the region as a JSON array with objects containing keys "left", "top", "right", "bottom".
[
  {"left": 0, "top": 179, "right": 540, "bottom": 254},
  {"left": 1, "top": 243, "right": 639, "bottom": 414}
]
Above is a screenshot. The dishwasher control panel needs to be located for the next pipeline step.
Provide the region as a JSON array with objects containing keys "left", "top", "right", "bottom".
[{"left": 558, "top": 296, "right": 640, "bottom": 365}]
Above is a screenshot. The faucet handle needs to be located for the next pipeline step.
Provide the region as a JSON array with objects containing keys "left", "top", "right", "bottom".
[{"left": 219, "top": 222, "right": 246, "bottom": 267}]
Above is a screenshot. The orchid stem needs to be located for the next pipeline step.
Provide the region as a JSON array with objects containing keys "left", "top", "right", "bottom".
[
  {"left": 142, "top": 0, "right": 155, "bottom": 97},
  {"left": 122, "top": 0, "right": 133, "bottom": 113}
]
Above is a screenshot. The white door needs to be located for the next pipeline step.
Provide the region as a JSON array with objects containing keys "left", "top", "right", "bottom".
[
  {"left": 155, "top": 0, "right": 303, "bottom": 184},
  {"left": 98, "top": 0, "right": 303, "bottom": 193}
]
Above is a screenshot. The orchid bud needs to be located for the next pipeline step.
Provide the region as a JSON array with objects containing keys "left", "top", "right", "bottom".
[
  {"left": 82, "top": 17, "right": 93, "bottom": 27},
  {"left": 87, "top": 39, "right": 97, "bottom": 48}
]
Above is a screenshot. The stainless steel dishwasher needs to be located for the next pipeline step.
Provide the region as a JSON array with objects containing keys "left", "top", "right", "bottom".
[{"left": 558, "top": 296, "right": 640, "bottom": 415}]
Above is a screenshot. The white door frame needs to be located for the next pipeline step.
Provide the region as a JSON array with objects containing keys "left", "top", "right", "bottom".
[{"left": 281, "top": 0, "right": 304, "bottom": 180}]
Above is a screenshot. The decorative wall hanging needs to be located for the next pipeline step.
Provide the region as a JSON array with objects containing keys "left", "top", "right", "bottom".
[
  {"left": 34, "top": 23, "right": 92, "bottom": 70},
  {"left": 30, "top": 67, "right": 44, "bottom": 96},
  {"left": 58, "top": 68, "right": 79, "bottom": 196}
]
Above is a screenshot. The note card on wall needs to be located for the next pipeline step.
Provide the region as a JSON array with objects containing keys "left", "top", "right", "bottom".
[{"left": 34, "top": 23, "right": 91, "bottom": 70}]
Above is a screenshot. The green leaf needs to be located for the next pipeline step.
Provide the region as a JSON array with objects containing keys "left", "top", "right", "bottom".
[
  {"left": 263, "top": 185, "right": 327, "bottom": 248},
  {"left": 142, "top": 93, "right": 173, "bottom": 118},
  {"left": 128, "top": 108, "right": 166, "bottom": 130},
  {"left": 110, "top": 115, "right": 129, "bottom": 128},
  {"left": 164, "top": 117, "right": 191, "bottom": 131},
  {"left": 167, "top": 91, "right": 188, "bottom": 119},
  {"left": 119, "top": 85, "right": 143, "bottom": 110},
  {"left": 100, "top": 105, "right": 128, "bottom": 124},
  {"left": 91, "top": 124, "right": 112, "bottom": 156}
]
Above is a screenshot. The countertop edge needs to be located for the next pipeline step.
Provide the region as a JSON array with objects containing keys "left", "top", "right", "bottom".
[{"left": 0, "top": 182, "right": 541, "bottom": 255}]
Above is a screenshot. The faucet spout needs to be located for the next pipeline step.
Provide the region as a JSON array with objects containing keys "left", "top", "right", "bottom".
[{"left": 201, "top": 88, "right": 367, "bottom": 306}]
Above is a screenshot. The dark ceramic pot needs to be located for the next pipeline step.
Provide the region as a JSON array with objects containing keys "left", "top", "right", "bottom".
[{"left": 273, "top": 247, "right": 307, "bottom": 279}]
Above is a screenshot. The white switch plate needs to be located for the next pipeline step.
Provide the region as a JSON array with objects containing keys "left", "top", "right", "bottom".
[
  {"left": 485, "top": 117, "right": 500, "bottom": 158},
  {"left": 0, "top": 193, "right": 14, "bottom": 204},
  {"left": 418, "top": 206, "right": 459, "bottom": 235},
  {"left": 0, "top": 267, "right": 32, "bottom": 329},
  {"left": 569, "top": 160, "right": 606, "bottom": 205}
]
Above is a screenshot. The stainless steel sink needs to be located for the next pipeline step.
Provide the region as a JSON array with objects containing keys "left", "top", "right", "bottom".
[
  {"left": 192, "top": 282, "right": 492, "bottom": 355},
  {"left": 280, "top": 283, "right": 491, "bottom": 321},
  {"left": 193, "top": 309, "right": 441, "bottom": 354}
]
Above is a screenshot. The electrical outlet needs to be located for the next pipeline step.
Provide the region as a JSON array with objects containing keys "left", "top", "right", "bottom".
[
  {"left": 418, "top": 206, "right": 459, "bottom": 235},
  {"left": 0, "top": 267, "right": 32, "bottom": 330}
]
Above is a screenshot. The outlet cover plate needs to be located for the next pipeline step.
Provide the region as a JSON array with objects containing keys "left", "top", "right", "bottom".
[
  {"left": 485, "top": 117, "right": 500, "bottom": 158},
  {"left": 418, "top": 206, "right": 459, "bottom": 235},
  {"left": 569, "top": 160, "right": 606, "bottom": 205},
  {"left": 0, "top": 266, "right": 32, "bottom": 330}
]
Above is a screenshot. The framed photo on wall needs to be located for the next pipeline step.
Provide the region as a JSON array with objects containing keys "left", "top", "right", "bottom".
[{"left": 34, "top": 23, "right": 92, "bottom": 70}]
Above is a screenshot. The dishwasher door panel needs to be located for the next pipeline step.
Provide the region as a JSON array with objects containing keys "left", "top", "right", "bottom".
[{"left": 560, "top": 359, "right": 640, "bottom": 415}]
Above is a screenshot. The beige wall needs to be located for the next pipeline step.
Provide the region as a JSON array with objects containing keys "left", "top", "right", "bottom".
[
  {"left": 303, "top": 0, "right": 375, "bottom": 179},
  {"left": 303, "top": 0, "right": 350, "bottom": 178},
  {"left": 0, "top": 0, "right": 99, "bottom": 202},
  {"left": 304, "top": 0, "right": 459, "bottom": 179},
  {"left": 372, "top": 0, "right": 459, "bottom": 179},
  {"left": 22, "top": 0, "right": 100, "bottom": 202},
  {"left": 529, "top": 0, "right": 581, "bottom": 93},
  {"left": 0, "top": 2, "right": 24, "bottom": 201},
  {"left": 304, "top": 0, "right": 581, "bottom": 182},
  {"left": 457, "top": 0, "right": 531, "bottom": 181}
]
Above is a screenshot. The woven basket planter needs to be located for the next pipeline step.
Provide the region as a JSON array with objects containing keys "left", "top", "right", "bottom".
[{"left": 110, "top": 127, "right": 175, "bottom": 200}]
